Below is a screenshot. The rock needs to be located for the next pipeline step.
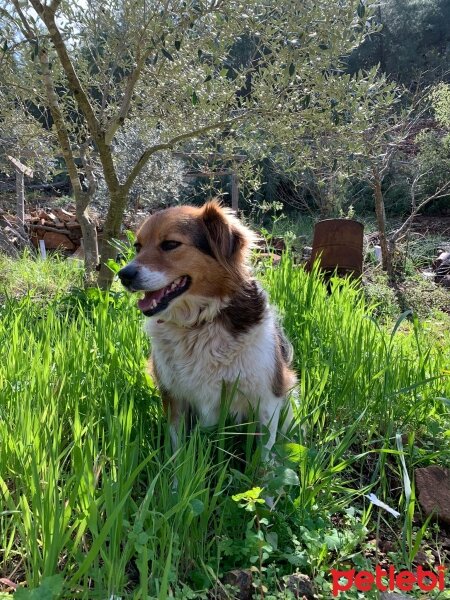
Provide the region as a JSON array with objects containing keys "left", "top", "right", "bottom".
[
  {"left": 415, "top": 466, "right": 450, "bottom": 524},
  {"left": 433, "top": 251, "right": 450, "bottom": 270},
  {"left": 439, "top": 274, "right": 450, "bottom": 288},
  {"left": 434, "top": 251, "right": 450, "bottom": 286},
  {"left": 69, "top": 245, "right": 85, "bottom": 261},
  {"left": 284, "top": 573, "right": 317, "bottom": 599},
  {"left": 43, "top": 231, "right": 75, "bottom": 250},
  {"left": 412, "top": 550, "right": 430, "bottom": 566},
  {"left": 380, "top": 594, "right": 413, "bottom": 599},
  {"left": 218, "top": 569, "right": 253, "bottom": 600},
  {"left": 256, "top": 252, "right": 282, "bottom": 266}
]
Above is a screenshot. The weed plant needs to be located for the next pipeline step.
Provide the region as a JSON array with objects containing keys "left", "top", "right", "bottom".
[{"left": 0, "top": 255, "right": 449, "bottom": 599}]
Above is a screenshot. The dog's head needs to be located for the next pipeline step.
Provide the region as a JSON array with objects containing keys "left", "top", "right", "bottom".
[{"left": 118, "top": 200, "right": 255, "bottom": 317}]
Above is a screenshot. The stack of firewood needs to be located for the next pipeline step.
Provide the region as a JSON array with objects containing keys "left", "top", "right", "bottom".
[
  {"left": 26, "top": 207, "right": 102, "bottom": 251},
  {"left": 0, "top": 207, "right": 102, "bottom": 254},
  {"left": 27, "top": 208, "right": 83, "bottom": 251}
]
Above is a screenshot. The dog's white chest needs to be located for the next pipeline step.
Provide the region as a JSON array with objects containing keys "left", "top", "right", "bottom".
[{"left": 146, "top": 315, "right": 276, "bottom": 425}]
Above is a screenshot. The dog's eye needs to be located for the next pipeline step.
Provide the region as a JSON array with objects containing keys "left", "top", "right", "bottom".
[
  {"left": 160, "top": 240, "right": 182, "bottom": 251},
  {"left": 134, "top": 242, "right": 142, "bottom": 253}
]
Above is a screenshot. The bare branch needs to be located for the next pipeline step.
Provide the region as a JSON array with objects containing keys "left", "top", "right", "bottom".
[
  {"left": 28, "top": 0, "right": 101, "bottom": 140},
  {"left": 38, "top": 46, "right": 83, "bottom": 196},
  {"left": 391, "top": 180, "right": 450, "bottom": 243},
  {"left": 122, "top": 115, "right": 246, "bottom": 195},
  {"left": 80, "top": 140, "right": 98, "bottom": 199},
  {"left": 49, "top": 0, "right": 62, "bottom": 11},
  {"left": 10, "top": 0, "right": 36, "bottom": 39},
  {"left": 410, "top": 169, "right": 431, "bottom": 212},
  {"left": 104, "top": 49, "right": 154, "bottom": 145}
]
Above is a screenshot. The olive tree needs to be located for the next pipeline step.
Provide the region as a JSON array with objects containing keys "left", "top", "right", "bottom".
[{"left": 1, "top": 0, "right": 390, "bottom": 286}]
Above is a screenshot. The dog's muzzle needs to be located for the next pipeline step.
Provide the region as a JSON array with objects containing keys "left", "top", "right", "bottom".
[{"left": 118, "top": 264, "right": 138, "bottom": 289}]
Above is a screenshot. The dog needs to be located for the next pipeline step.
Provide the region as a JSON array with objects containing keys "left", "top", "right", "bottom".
[{"left": 118, "top": 200, "right": 297, "bottom": 455}]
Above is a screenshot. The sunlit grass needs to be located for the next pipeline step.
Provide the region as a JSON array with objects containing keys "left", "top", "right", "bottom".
[
  {"left": 0, "top": 249, "right": 83, "bottom": 298},
  {"left": 0, "top": 255, "right": 448, "bottom": 598}
]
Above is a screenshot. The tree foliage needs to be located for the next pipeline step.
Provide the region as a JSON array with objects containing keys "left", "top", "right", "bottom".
[
  {"left": 0, "top": 0, "right": 401, "bottom": 284},
  {"left": 348, "top": 0, "right": 450, "bottom": 84}
]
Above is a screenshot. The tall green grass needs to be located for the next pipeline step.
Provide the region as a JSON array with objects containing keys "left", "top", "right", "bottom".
[{"left": 0, "top": 257, "right": 448, "bottom": 598}]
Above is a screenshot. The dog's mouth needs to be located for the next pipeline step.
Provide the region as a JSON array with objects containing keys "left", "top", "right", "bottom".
[{"left": 137, "top": 275, "right": 191, "bottom": 316}]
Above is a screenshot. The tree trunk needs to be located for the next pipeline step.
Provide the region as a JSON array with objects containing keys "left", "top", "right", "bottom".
[
  {"left": 75, "top": 193, "right": 99, "bottom": 285},
  {"left": 39, "top": 47, "right": 99, "bottom": 285},
  {"left": 97, "top": 188, "right": 129, "bottom": 289},
  {"left": 372, "top": 167, "right": 393, "bottom": 279}
]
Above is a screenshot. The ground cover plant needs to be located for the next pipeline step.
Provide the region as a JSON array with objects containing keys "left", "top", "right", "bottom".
[{"left": 0, "top": 253, "right": 449, "bottom": 599}]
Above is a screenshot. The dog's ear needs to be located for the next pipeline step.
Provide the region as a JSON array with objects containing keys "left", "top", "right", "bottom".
[{"left": 201, "top": 200, "right": 245, "bottom": 261}]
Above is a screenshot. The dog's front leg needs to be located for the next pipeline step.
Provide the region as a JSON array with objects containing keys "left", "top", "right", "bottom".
[
  {"left": 169, "top": 420, "right": 180, "bottom": 453},
  {"left": 259, "top": 397, "right": 282, "bottom": 461}
]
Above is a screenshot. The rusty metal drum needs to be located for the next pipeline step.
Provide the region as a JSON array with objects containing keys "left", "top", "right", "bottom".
[{"left": 307, "top": 218, "right": 364, "bottom": 278}]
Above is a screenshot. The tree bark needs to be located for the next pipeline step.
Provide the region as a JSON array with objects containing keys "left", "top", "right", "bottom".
[
  {"left": 97, "top": 188, "right": 129, "bottom": 289},
  {"left": 39, "top": 47, "right": 99, "bottom": 284}
]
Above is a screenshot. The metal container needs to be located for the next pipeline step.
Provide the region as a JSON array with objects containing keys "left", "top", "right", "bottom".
[{"left": 307, "top": 218, "right": 364, "bottom": 278}]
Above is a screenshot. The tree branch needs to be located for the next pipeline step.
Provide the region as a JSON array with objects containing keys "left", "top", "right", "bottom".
[
  {"left": 391, "top": 180, "right": 450, "bottom": 243},
  {"left": 10, "top": 0, "right": 36, "bottom": 40},
  {"left": 28, "top": 0, "right": 101, "bottom": 140},
  {"left": 80, "top": 140, "right": 98, "bottom": 202},
  {"left": 38, "top": 46, "right": 83, "bottom": 197},
  {"left": 104, "top": 49, "right": 153, "bottom": 145},
  {"left": 122, "top": 116, "right": 245, "bottom": 195}
]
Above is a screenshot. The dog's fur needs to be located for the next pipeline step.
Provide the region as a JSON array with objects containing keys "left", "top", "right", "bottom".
[{"left": 118, "top": 200, "right": 297, "bottom": 452}]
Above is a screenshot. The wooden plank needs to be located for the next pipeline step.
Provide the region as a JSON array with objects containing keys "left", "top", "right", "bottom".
[
  {"left": 7, "top": 155, "right": 34, "bottom": 178},
  {"left": 39, "top": 239, "right": 47, "bottom": 259},
  {"left": 231, "top": 170, "right": 239, "bottom": 212},
  {"left": 16, "top": 170, "right": 25, "bottom": 226}
]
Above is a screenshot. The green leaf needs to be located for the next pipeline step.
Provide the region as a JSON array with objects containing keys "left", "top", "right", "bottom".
[
  {"left": 192, "top": 90, "right": 199, "bottom": 105},
  {"left": 289, "top": 63, "right": 295, "bottom": 77},
  {"left": 14, "top": 575, "right": 64, "bottom": 599},
  {"left": 357, "top": 2, "right": 365, "bottom": 18},
  {"left": 267, "top": 467, "right": 299, "bottom": 492},
  {"left": 232, "top": 487, "right": 263, "bottom": 503},
  {"left": 161, "top": 48, "right": 174, "bottom": 62},
  {"left": 283, "top": 443, "right": 308, "bottom": 463},
  {"left": 189, "top": 499, "right": 204, "bottom": 516},
  {"left": 302, "top": 93, "right": 311, "bottom": 108}
]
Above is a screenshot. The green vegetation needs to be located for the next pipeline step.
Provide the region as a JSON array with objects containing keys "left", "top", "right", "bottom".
[
  {"left": 0, "top": 254, "right": 448, "bottom": 599},
  {"left": 0, "top": 250, "right": 84, "bottom": 299}
]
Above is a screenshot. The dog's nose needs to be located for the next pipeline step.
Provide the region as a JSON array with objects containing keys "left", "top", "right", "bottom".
[{"left": 118, "top": 264, "right": 139, "bottom": 287}]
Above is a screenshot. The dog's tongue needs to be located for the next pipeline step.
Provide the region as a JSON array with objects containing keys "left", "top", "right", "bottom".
[{"left": 137, "top": 288, "right": 166, "bottom": 312}]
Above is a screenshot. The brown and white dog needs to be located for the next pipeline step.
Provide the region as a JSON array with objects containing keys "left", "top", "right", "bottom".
[{"left": 118, "top": 200, "right": 297, "bottom": 454}]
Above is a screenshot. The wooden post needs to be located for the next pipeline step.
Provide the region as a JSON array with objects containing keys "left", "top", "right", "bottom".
[
  {"left": 15, "top": 168, "right": 25, "bottom": 229},
  {"left": 7, "top": 156, "right": 33, "bottom": 233},
  {"left": 39, "top": 239, "right": 47, "bottom": 259},
  {"left": 231, "top": 168, "right": 239, "bottom": 213}
]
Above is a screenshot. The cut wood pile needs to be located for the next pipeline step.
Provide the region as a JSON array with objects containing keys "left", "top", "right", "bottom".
[
  {"left": 27, "top": 207, "right": 100, "bottom": 251},
  {"left": 1, "top": 207, "right": 101, "bottom": 253}
]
